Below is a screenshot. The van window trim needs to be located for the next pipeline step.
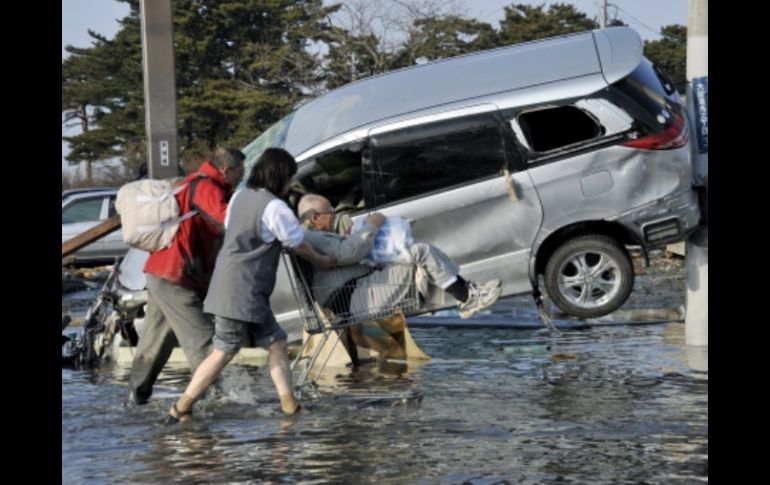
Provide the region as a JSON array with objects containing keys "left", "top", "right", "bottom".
[
  {"left": 524, "top": 133, "right": 630, "bottom": 168},
  {"left": 297, "top": 128, "right": 371, "bottom": 163},
  {"left": 504, "top": 99, "right": 636, "bottom": 166},
  {"left": 368, "top": 104, "right": 500, "bottom": 138}
]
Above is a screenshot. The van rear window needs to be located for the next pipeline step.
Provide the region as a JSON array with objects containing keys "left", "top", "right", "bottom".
[{"left": 517, "top": 106, "right": 602, "bottom": 152}]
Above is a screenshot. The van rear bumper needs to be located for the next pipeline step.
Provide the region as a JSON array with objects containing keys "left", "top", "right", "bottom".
[{"left": 615, "top": 188, "right": 701, "bottom": 248}]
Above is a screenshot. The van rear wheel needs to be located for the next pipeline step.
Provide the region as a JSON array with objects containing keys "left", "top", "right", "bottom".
[{"left": 544, "top": 235, "right": 633, "bottom": 319}]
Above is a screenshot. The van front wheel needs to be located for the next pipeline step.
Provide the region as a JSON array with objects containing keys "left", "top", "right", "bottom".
[{"left": 544, "top": 235, "right": 633, "bottom": 319}]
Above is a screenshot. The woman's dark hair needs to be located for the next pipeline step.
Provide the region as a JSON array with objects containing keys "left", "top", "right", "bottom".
[{"left": 245, "top": 148, "right": 298, "bottom": 194}]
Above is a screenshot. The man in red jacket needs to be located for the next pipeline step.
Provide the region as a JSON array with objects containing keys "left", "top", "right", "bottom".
[{"left": 127, "top": 147, "right": 245, "bottom": 405}]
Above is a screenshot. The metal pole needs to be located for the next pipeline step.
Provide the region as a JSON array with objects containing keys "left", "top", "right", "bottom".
[
  {"left": 139, "top": 0, "right": 179, "bottom": 179},
  {"left": 685, "top": 0, "right": 708, "bottom": 349}
]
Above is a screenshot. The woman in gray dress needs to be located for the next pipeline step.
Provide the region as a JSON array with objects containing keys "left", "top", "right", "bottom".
[{"left": 168, "top": 148, "right": 334, "bottom": 422}]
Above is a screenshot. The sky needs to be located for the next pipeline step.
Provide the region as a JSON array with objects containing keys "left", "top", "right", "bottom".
[
  {"left": 62, "top": 0, "right": 132, "bottom": 175},
  {"left": 464, "top": 0, "right": 687, "bottom": 40},
  {"left": 62, "top": 0, "right": 688, "bottom": 175}
]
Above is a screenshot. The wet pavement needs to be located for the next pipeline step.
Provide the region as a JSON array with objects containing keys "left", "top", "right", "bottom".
[
  {"left": 62, "top": 254, "right": 707, "bottom": 484},
  {"left": 62, "top": 322, "right": 706, "bottom": 484}
]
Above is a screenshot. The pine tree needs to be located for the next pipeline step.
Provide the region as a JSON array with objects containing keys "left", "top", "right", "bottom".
[
  {"left": 497, "top": 3, "right": 598, "bottom": 46},
  {"left": 644, "top": 25, "right": 687, "bottom": 94},
  {"left": 62, "top": 0, "right": 334, "bottom": 176},
  {"left": 397, "top": 16, "right": 497, "bottom": 66}
]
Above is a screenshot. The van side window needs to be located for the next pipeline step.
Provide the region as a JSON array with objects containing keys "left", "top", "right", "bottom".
[
  {"left": 371, "top": 113, "right": 506, "bottom": 205},
  {"left": 515, "top": 106, "right": 603, "bottom": 153},
  {"left": 295, "top": 145, "right": 366, "bottom": 212}
]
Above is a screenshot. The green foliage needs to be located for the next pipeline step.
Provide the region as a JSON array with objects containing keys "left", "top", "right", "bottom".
[
  {"left": 62, "top": 3, "right": 145, "bottom": 180},
  {"left": 497, "top": 3, "right": 598, "bottom": 45},
  {"left": 323, "top": 30, "right": 389, "bottom": 89},
  {"left": 63, "top": 0, "right": 333, "bottom": 179},
  {"left": 644, "top": 25, "right": 687, "bottom": 93},
  {"left": 62, "top": 0, "right": 689, "bottom": 180},
  {"left": 397, "top": 16, "right": 498, "bottom": 66}
]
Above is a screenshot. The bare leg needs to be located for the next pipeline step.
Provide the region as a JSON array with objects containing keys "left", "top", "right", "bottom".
[
  {"left": 267, "top": 339, "right": 298, "bottom": 414},
  {"left": 184, "top": 349, "right": 236, "bottom": 401},
  {"left": 170, "top": 349, "right": 235, "bottom": 421}
]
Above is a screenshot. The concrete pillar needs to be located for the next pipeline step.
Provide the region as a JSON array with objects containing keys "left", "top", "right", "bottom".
[
  {"left": 685, "top": 240, "right": 708, "bottom": 346},
  {"left": 685, "top": 0, "right": 708, "bottom": 348},
  {"left": 139, "top": 0, "right": 179, "bottom": 179}
]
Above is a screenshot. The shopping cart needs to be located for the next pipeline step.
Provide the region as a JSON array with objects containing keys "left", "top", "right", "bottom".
[{"left": 283, "top": 252, "right": 420, "bottom": 395}]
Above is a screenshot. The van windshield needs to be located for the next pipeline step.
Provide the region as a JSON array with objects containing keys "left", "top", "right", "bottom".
[{"left": 241, "top": 112, "right": 295, "bottom": 178}]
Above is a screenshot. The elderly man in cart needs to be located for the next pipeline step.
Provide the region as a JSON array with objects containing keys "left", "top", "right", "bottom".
[{"left": 296, "top": 194, "right": 502, "bottom": 320}]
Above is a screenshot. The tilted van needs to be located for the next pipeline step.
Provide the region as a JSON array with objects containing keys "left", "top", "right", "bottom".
[{"left": 241, "top": 26, "right": 700, "bottom": 330}]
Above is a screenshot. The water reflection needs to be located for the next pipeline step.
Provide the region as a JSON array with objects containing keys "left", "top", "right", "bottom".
[
  {"left": 662, "top": 321, "right": 708, "bottom": 373},
  {"left": 685, "top": 345, "right": 708, "bottom": 373},
  {"left": 62, "top": 323, "right": 707, "bottom": 484},
  {"left": 136, "top": 418, "right": 300, "bottom": 485}
]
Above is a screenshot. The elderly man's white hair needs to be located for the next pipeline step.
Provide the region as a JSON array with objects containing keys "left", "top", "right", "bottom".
[{"left": 297, "top": 194, "right": 332, "bottom": 221}]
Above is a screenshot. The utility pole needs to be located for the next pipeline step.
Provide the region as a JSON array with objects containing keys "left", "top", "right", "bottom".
[
  {"left": 64, "top": 0, "right": 181, "bottom": 262},
  {"left": 139, "top": 0, "right": 179, "bottom": 179},
  {"left": 685, "top": 0, "right": 708, "bottom": 359},
  {"left": 599, "top": 0, "right": 607, "bottom": 28}
]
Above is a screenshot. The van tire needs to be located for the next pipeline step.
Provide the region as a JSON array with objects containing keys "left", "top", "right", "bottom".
[{"left": 544, "top": 235, "right": 633, "bottom": 319}]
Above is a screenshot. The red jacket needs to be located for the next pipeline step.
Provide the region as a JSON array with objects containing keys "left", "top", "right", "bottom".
[{"left": 144, "top": 161, "right": 233, "bottom": 297}]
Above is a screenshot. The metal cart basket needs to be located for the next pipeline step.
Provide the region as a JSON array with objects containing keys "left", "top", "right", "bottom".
[{"left": 283, "top": 252, "right": 420, "bottom": 393}]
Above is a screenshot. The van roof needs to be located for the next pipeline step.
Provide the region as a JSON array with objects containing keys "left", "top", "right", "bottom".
[{"left": 245, "top": 27, "right": 642, "bottom": 161}]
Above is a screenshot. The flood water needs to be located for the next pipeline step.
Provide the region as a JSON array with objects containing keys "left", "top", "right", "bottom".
[{"left": 62, "top": 320, "right": 707, "bottom": 484}]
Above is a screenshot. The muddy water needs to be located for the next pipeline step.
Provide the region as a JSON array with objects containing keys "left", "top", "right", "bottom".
[{"left": 62, "top": 320, "right": 707, "bottom": 484}]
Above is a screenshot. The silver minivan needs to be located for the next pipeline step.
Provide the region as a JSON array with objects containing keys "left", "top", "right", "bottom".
[
  {"left": 242, "top": 26, "right": 699, "bottom": 332},
  {"left": 72, "top": 27, "right": 700, "bottom": 358}
]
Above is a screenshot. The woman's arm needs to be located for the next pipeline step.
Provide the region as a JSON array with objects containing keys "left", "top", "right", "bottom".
[{"left": 292, "top": 241, "right": 336, "bottom": 270}]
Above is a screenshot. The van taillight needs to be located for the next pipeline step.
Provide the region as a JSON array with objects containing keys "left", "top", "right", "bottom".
[{"left": 622, "top": 112, "right": 688, "bottom": 150}]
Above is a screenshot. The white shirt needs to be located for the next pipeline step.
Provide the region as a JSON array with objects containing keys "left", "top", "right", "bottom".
[{"left": 226, "top": 190, "right": 304, "bottom": 248}]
